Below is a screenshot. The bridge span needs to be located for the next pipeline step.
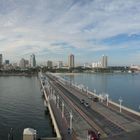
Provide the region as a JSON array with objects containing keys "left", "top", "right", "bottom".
[{"left": 39, "top": 72, "right": 140, "bottom": 140}]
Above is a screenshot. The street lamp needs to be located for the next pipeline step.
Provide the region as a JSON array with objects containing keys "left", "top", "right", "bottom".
[
  {"left": 94, "top": 89, "right": 96, "bottom": 95},
  {"left": 62, "top": 102, "right": 65, "bottom": 118},
  {"left": 106, "top": 94, "right": 109, "bottom": 106},
  {"left": 70, "top": 111, "right": 73, "bottom": 134},
  {"left": 57, "top": 95, "right": 59, "bottom": 108},
  {"left": 119, "top": 97, "right": 123, "bottom": 113},
  {"left": 86, "top": 87, "right": 88, "bottom": 95}
]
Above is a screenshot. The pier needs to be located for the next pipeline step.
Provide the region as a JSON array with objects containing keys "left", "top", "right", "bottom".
[{"left": 39, "top": 72, "right": 140, "bottom": 140}]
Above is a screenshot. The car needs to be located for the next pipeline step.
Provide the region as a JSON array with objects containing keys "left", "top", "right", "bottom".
[
  {"left": 84, "top": 102, "right": 89, "bottom": 107},
  {"left": 93, "top": 97, "right": 99, "bottom": 102},
  {"left": 80, "top": 99, "right": 85, "bottom": 104},
  {"left": 88, "top": 96, "right": 92, "bottom": 99},
  {"left": 88, "top": 130, "right": 98, "bottom": 140}
]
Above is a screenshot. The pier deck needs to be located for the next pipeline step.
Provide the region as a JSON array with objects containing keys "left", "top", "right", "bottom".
[{"left": 40, "top": 72, "right": 140, "bottom": 140}]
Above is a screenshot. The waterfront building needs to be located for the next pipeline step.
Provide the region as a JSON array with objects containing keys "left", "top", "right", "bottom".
[
  {"left": 30, "top": 54, "right": 36, "bottom": 67},
  {"left": 19, "top": 58, "right": 26, "bottom": 68},
  {"left": 47, "top": 60, "right": 53, "bottom": 68},
  {"left": 12, "top": 63, "right": 18, "bottom": 68},
  {"left": 130, "top": 65, "right": 140, "bottom": 71},
  {"left": 68, "top": 54, "right": 75, "bottom": 68},
  {"left": 57, "top": 61, "right": 63, "bottom": 68},
  {"left": 5, "top": 60, "right": 10, "bottom": 65},
  {"left": 101, "top": 55, "right": 108, "bottom": 68},
  {"left": 25, "top": 60, "right": 29, "bottom": 67},
  {"left": 92, "top": 61, "right": 102, "bottom": 68},
  {"left": 0, "top": 54, "right": 2, "bottom": 67},
  {"left": 84, "top": 63, "right": 91, "bottom": 68}
]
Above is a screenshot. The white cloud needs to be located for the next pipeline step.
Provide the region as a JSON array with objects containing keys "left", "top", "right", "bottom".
[{"left": 0, "top": 0, "right": 140, "bottom": 64}]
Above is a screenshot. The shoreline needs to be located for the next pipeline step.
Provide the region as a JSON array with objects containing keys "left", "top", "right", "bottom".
[{"left": 0, "top": 73, "right": 37, "bottom": 76}]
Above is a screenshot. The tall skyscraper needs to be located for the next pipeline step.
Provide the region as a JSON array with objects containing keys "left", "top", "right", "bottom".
[
  {"left": 101, "top": 55, "right": 108, "bottom": 68},
  {"left": 30, "top": 54, "right": 36, "bottom": 67},
  {"left": 0, "top": 54, "right": 2, "bottom": 67},
  {"left": 68, "top": 54, "right": 75, "bottom": 68}
]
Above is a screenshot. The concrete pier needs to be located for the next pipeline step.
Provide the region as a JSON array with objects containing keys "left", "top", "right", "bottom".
[{"left": 46, "top": 72, "right": 140, "bottom": 140}]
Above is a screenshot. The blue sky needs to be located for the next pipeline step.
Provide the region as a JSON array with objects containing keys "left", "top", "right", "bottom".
[{"left": 0, "top": 0, "right": 140, "bottom": 65}]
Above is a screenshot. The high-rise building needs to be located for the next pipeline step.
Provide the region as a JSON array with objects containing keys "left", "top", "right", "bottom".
[
  {"left": 101, "top": 55, "right": 108, "bottom": 68},
  {"left": 47, "top": 60, "right": 53, "bottom": 68},
  {"left": 30, "top": 54, "right": 36, "bottom": 67},
  {"left": 0, "top": 54, "right": 3, "bottom": 66},
  {"left": 68, "top": 54, "right": 75, "bottom": 68}
]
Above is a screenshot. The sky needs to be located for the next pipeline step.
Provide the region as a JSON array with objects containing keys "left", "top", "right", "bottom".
[{"left": 0, "top": 0, "right": 140, "bottom": 66}]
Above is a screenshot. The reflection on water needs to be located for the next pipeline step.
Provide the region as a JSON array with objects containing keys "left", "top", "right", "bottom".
[{"left": 0, "top": 76, "right": 53, "bottom": 140}]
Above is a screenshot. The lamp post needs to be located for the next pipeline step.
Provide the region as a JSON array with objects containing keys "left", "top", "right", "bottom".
[
  {"left": 106, "top": 94, "right": 109, "bottom": 106},
  {"left": 62, "top": 102, "right": 65, "bottom": 118},
  {"left": 70, "top": 111, "right": 73, "bottom": 134},
  {"left": 57, "top": 95, "right": 59, "bottom": 108},
  {"left": 119, "top": 98, "right": 123, "bottom": 113},
  {"left": 86, "top": 87, "right": 88, "bottom": 95}
]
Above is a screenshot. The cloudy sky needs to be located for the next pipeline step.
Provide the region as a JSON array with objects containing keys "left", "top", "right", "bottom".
[{"left": 0, "top": 0, "right": 140, "bottom": 65}]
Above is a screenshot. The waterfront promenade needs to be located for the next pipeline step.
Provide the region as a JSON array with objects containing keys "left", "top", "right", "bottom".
[{"left": 39, "top": 72, "right": 140, "bottom": 140}]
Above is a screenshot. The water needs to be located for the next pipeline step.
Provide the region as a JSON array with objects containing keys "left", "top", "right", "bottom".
[
  {"left": 0, "top": 76, "right": 53, "bottom": 140},
  {"left": 60, "top": 73, "right": 140, "bottom": 112}
]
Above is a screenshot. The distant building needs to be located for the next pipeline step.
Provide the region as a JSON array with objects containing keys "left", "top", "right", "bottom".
[
  {"left": 101, "top": 55, "right": 108, "bottom": 68},
  {"left": 0, "top": 54, "right": 3, "bottom": 66},
  {"left": 84, "top": 63, "right": 91, "bottom": 68},
  {"left": 25, "top": 60, "right": 29, "bottom": 67},
  {"left": 57, "top": 61, "right": 63, "bottom": 68},
  {"left": 92, "top": 61, "right": 102, "bottom": 68},
  {"left": 47, "top": 60, "right": 53, "bottom": 68},
  {"left": 68, "top": 54, "right": 75, "bottom": 68},
  {"left": 19, "top": 58, "right": 26, "bottom": 68},
  {"left": 5, "top": 60, "right": 10, "bottom": 65},
  {"left": 30, "top": 54, "right": 36, "bottom": 67},
  {"left": 12, "top": 63, "right": 18, "bottom": 68},
  {"left": 130, "top": 65, "right": 140, "bottom": 71}
]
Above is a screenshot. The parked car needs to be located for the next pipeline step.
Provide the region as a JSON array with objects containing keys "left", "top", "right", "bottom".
[
  {"left": 84, "top": 102, "right": 89, "bottom": 108},
  {"left": 88, "top": 130, "right": 98, "bottom": 140},
  {"left": 80, "top": 99, "right": 85, "bottom": 104}
]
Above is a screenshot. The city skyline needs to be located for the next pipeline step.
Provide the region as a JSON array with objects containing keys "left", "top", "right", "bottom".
[{"left": 0, "top": 0, "right": 140, "bottom": 65}]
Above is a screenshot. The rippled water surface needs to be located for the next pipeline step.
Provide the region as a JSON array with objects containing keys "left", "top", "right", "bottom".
[{"left": 0, "top": 76, "right": 53, "bottom": 140}]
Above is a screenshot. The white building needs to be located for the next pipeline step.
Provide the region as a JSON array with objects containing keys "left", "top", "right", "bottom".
[
  {"left": 130, "top": 65, "right": 140, "bottom": 71},
  {"left": 57, "top": 61, "right": 63, "bottom": 68},
  {"left": 19, "top": 58, "right": 26, "bottom": 68},
  {"left": 92, "top": 61, "right": 102, "bottom": 68},
  {"left": 30, "top": 54, "right": 36, "bottom": 67},
  {"left": 84, "top": 63, "right": 91, "bottom": 68},
  {"left": 101, "top": 55, "right": 108, "bottom": 68}
]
